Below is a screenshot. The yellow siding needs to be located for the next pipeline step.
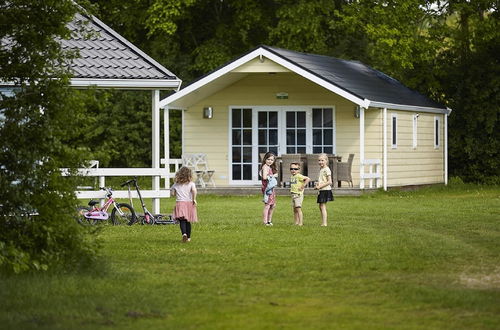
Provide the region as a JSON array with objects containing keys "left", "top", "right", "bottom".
[
  {"left": 386, "top": 111, "right": 445, "bottom": 186},
  {"left": 182, "top": 71, "right": 445, "bottom": 187}
]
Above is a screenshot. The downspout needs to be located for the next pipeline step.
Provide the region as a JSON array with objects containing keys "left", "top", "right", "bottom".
[{"left": 383, "top": 107, "right": 387, "bottom": 190}]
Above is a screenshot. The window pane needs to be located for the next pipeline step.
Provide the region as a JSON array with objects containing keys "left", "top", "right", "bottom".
[
  {"left": 297, "top": 112, "right": 306, "bottom": 127},
  {"left": 258, "top": 147, "right": 267, "bottom": 154},
  {"left": 286, "top": 112, "right": 295, "bottom": 128},
  {"left": 258, "top": 112, "right": 267, "bottom": 128},
  {"left": 323, "top": 129, "right": 333, "bottom": 145},
  {"left": 313, "top": 108, "right": 322, "bottom": 127},
  {"left": 269, "top": 112, "right": 278, "bottom": 127},
  {"left": 313, "top": 147, "right": 322, "bottom": 153},
  {"left": 258, "top": 130, "right": 267, "bottom": 145},
  {"left": 243, "top": 129, "right": 252, "bottom": 145},
  {"left": 286, "top": 130, "right": 295, "bottom": 145},
  {"left": 243, "top": 165, "right": 252, "bottom": 180},
  {"left": 323, "top": 108, "right": 333, "bottom": 127},
  {"left": 232, "top": 109, "right": 241, "bottom": 128},
  {"left": 243, "top": 109, "right": 252, "bottom": 127},
  {"left": 232, "top": 147, "right": 241, "bottom": 162},
  {"left": 297, "top": 147, "right": 306, "bottom": 153},
  {"left": 243, "top": 147, "right": 252, "bottom": 162},
  {"left": 232, "top": 165, "right": 241, "bottom": 180},
  {"left": 232, "top": 130, "right": 241, "bottom": 145},
  {"left": 269, "top": 129, "right": 278, "bottom": 145},
  {"left": 313, "top": 129, "right": 321, "bottom": 145},
  {"left": 287, "top": 146, "right": 295, "bottom": 153},
  {"left": 297, "top": 129, "right": 306, "bottom": 145},
  {"left": 270, "top": 146, "right": 278, "bottom": 154},
  {"left": 324, "top": 147, "right": 333, "bottom": 154}
]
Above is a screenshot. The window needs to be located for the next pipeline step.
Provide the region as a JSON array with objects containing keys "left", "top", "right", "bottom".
[
  {"left": 285, "top": 111, "right": 307, "bottom": 154},
  {"left": 412, "top": 114, "right": 418, "bottom": 149},
  {"left": 391, "top": 113, "right": 397, "bottom": 148},
  {"left": 434, "top": 116, "right": 440, "bottom": 149},
  {"left": 312, "top": 108, "right": 334, "bottom": 154},
  {"left": 231, "top": 108, "right": 253, "bottom": 180}
]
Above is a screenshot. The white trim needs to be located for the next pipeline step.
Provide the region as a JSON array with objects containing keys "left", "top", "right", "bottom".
[
  {"left": 412, "top": 113, "right": 418, "bottom": 149},
  {"left": 369, "top": 101, "right": 450, "bottom": 114},
  {"left": 383, "top": 108, "right": 388, "bottom": 191},
  {"left": 152, "top": 90, "right": 161, "bottom": 213},
  {"left": 70, "top": 78, "right": 181, "bottom": 89},
  {"left": 444, "top": 114, "right": 448, "bottom": 185},
  {"left": 159, "top": 47, "right": 368, "bottom": 109},
  {"left": 391, "top": 113, "right": 398, "bottom": 149},
  {"left": 359, "top": 107, "right": 365, "bottom": 189}
]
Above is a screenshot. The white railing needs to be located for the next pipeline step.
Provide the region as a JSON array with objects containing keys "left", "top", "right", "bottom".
[
  {"left": 161, "top": 158, "right": 182, "bottom": 188},
  {"left": 360, "top": 159, "right": 381, "bottom": 188}
]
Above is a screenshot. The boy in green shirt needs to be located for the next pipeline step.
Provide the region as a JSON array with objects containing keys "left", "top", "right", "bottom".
[{"left": 289, "top": 162, "right": 311, "bottom": 226}]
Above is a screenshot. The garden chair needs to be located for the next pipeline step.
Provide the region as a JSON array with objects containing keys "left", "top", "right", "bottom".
[
  {"left": 181, "top": 153, "right": 216, "bottom": 188},
  {"left": 280, "top": 154, "right": 303, "bottom": 187},
  {"left": 336, "top": 153, "right": 354, "bottom": 187}
]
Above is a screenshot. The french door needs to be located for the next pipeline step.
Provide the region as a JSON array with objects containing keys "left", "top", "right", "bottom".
[{"left": 230, "top": 106, "right": 335, "bottom": 184}]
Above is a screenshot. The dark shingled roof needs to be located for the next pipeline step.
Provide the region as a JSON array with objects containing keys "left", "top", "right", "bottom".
[
  {"left": 262, "top": 45, "right": 446, "bottom": 110},
  {"left": 60, "top": 13, "right": 177, "bottom": 80}
]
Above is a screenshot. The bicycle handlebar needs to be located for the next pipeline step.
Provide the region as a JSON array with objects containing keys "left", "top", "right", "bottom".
[{"left": 120, "top": 178, "right": 137, "bottom": 187}]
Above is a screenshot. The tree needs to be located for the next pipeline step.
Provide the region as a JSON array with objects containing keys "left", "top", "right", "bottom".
[
  {"left": 0, "top": 0, "right": 99, "bottom": 273},
  {"left": 436, "top": 1, "right": 500, "bottom": 182}
]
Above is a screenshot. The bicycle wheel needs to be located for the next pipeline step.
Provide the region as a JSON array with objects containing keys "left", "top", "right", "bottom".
[
  {"left": 111, "top": 203, "right": 136, "bottom": 225},
  {"left": 76, "top": 206, "right": 96, "bottom": 225}
]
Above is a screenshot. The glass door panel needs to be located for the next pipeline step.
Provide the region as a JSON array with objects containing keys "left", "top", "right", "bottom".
[
  {"left": 231, "top": 108, "right": 252, "bottom": 181},
  {"left": 285, "top": 111, "right": 307, "bottom": 154}
]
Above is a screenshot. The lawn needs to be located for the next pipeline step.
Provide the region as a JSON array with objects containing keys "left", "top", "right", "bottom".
[{"left": 1, "top": 184, "right": 499, "bottom": 329}]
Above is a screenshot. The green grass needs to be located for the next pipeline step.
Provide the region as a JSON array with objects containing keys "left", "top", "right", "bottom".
[{"left": 1, "top": 184, "right": 499, "bottom": 329}]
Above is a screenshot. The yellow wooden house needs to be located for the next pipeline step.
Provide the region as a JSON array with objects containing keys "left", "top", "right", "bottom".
[{"left": 160, "top": 46, "right": 451, "bottom": 190}]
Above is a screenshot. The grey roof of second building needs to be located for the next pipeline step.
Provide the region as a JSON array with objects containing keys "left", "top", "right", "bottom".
[
  {"left": 60, "top": 13, "right": 178, "bottom": 81},
  {"left": 262, "top": 45, "right": 446, "bottom": 110}
]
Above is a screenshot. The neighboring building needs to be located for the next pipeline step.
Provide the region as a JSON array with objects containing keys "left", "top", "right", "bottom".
[
  {"left": 160, "top": 45, "right": 451, "bottom": 189},
  {"left": 1, "top": 12, "right": 182, "bottom": 212}
]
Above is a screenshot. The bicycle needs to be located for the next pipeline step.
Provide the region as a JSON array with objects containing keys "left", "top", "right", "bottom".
[
  {"left": 76, "top": 186, "right": 136, "bottom": 225},
  {"left": 121, "top": 177, "right": 175, "bottom": 225}
]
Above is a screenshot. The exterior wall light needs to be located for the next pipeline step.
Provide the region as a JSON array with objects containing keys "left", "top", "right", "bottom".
[{"left": 203, "top": 107, "right": 213, "bottom": 119}]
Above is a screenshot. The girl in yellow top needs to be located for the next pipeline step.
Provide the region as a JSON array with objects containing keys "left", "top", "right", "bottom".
[{"left": 314, "top": 153, "right": 333, "bottom": 226}]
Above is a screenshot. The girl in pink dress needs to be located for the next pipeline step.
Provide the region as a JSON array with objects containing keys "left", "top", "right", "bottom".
[
  {"left": 171, "top": 166, "right": 198, "bottom": 242},
  {"left": 260, "top": 152, "right": 278, "bottom": 226}
]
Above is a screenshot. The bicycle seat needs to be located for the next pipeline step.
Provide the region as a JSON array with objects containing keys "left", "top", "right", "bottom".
[{"left": 87, "top": 200, "right": 99, "bottom": 207}]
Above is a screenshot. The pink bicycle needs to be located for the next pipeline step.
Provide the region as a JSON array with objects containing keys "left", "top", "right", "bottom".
[{"left": 76, "top": 187, "right": 136, "bottom": 225}]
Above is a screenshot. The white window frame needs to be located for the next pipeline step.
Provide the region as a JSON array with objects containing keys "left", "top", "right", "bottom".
[
  {"left": 412, "top": 113, "right": 418, "bottom": 149},
  {"left": 434, "top": 116, "right": 441, "bottom": 149},
  {"left": 228, "top": 105, "right": 336, "bottom": 185},
  {"left": 391, "top": 113, "right": 398, "bottom": 149}
]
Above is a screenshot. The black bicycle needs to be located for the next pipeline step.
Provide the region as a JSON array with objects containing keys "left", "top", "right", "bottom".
[{"left": 121, "top": 177, "right": 175, "bottom": 225}]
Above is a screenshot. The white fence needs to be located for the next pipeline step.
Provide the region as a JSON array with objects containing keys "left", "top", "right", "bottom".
[
  {"left": 360, "top": 159, "right": 382, "bottom": 189},
  {"left": 62, "top": 159, "right": 182, "bottom": 213}
]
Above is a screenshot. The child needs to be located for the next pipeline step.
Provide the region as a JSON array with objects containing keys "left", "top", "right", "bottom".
[
  {"left": 260, "top": 152, "right": 278, "bottom": 226},
  {"left": 171, "top": 166, "right": 198, "bottom": 242},
  {"left": 314, "top": 153, "right": 333, "bottom": 226},
  {"left": 289, "top": 162, "right": 310, "bottom": 226}
]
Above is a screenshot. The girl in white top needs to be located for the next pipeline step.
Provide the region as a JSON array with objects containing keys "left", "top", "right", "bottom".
[
  {"left": 171, "top": 166, "right": 198, "bottom": 242},
  {"left": 314, "top": 153, "right": 334, "bottom": 226}
]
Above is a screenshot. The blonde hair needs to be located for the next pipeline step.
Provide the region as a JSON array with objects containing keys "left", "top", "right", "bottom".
[
  {"left": 175, "top": 166, "right": 193, "bottom": 184},
  {"left": 318, "top": 153, "right": 329, "bottom": 161}
]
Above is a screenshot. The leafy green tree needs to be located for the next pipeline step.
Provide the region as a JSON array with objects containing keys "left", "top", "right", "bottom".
[
  {"left": 0, "top": 0, "right": 99, "bottom": 273},
  {"left": 436, "top": 1, "right": 500, "bottom": 182}
]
